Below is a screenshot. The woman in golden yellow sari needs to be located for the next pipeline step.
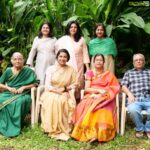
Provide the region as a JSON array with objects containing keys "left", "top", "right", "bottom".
[
  {"left": 40, "top": 49, "right": 77, "bottom": 141},
  {"left": 71, "top": 54, "right": 120, "bottom": 142}
]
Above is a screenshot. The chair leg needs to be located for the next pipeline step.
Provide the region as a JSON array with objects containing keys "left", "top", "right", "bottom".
[
  {"left": 116, "top": 94, "right": 119, "bottom": 134},
  {"left": 123, "top": 110, "right": 127, "bottom": 135},
  {"left": 31, "top": 87, "right": 36, "bottom": 128},
  {"left": 35, "top": 86, "right": 45, "bottom": 124},
  {"left": 121, "top": 92, "right": 127, "bottom": 135},
  {"left": 121, "top": 109, "right": 126, "bottom": 135},
  {"left": 35, "top": 103, "right": 40, "bottom": 124}
]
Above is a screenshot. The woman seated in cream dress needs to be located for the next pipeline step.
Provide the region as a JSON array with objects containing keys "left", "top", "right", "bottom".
[{"left": 40, "top": 49, "right": 78, "bottom": 141}]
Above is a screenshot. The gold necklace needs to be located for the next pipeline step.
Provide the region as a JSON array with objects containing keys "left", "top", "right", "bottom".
[{"left": 95, "top": 69, "right": 104, "bottom": 78}]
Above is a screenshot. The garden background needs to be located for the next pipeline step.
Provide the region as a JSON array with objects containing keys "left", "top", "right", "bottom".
[
  {"left": 0, "top": 0, "right": 150, "bottom": 77},
  {"left": 0, "top": 0, "right": 150, "bottom": 149}
]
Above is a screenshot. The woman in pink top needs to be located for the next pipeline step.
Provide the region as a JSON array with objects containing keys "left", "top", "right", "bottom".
[{"left": 55, "top": 21, "right": 90, "bottom": 98}]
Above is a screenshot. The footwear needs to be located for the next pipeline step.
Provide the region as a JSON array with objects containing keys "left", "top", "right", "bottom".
[
  {"left": 135, "top": 131, "right": 144, "bottom": 138},
  {"left": 146, "top": 132, "right": 150, "bottom": 139},
  {"left": 89, "top": 138, "right": 97, "bottom": 143}
]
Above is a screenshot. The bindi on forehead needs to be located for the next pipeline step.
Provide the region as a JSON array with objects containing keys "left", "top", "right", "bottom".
[{"left": 13, "top": 55, "right": 23, "bottom": 59}]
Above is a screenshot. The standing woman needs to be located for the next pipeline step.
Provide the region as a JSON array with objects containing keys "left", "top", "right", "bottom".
[
  {"left": 55, "top": 21, "right": 90, "bottom": 92},
  {"left": 26, "top": 22, "right": 57, "bottom": 85},
  {"left": 89, "top": 23, "right": 117, "bottom": 73}
]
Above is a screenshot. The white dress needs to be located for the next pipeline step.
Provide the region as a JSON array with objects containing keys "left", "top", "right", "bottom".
[
  {"left": 26, "top": 36, "right": 56, "bottom": 84},
  {"left": 55, "top": 35, "right": 90, "bottom": 89}
]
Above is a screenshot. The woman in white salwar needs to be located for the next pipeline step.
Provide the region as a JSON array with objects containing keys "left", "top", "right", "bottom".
[
  {"left": 40, "top": 49, "right": 78, "bottom": 141},
  {"left": 26, "top": 22, "right": 57, "bottom": 84},
  {"left": 55, "top": 21, "right": 90, "bottom": 95}
]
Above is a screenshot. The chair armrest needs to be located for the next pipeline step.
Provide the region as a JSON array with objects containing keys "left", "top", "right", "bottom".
[
  {"left": 36, "top": 85, "right": 45, "bottom": 103},
  {"left": 122, "top": 92, "right": 126, "bottom": 110},
  {"left": 116, "top": 93, "right": 119, "bottom": 108},
  {"left": 31, "top": 87, "right": 36, "bottom": 99}
]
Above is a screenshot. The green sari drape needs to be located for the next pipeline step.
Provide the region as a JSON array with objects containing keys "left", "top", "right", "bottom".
[
  {"left": 0, "top": 67, "right": 38, "bottom": 137},
  {"left": 88, "top": 37, "right": 117, "bottom": 73},
  {"left": 88, "top": 37, "right": 117, "bottom": 57}
]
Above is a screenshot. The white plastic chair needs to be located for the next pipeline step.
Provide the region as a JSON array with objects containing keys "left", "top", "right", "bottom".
[
  {"left": 30, "top": 67, "right": 37, "bottom": 127},
  {"left": 31, "top": 87, "right": 37, "bottom": 127},
  {"left": 120, "top": 92, "right": 147, "bottom": 135},
  {"left": 34, "top": 85, "right": 44, "bottom": 124},
  {"left": 80, "top": 90, "right": 120, "bottom": 134}
]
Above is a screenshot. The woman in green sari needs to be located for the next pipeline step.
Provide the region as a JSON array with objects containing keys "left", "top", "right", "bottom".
[
  {"left": 89, "top": 23, "right": 117, "bottom": 73},
  {"left": 0, "top": 52, "right": 38, "bottom": 137}
]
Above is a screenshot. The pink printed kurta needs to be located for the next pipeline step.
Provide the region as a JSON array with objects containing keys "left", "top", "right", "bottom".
[{"left": 55, "top": 35, "right": 90, "bottom": 89}]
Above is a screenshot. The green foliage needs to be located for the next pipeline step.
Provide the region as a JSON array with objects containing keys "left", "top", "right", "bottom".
[
  {"left": 0, "top": 0, "right": 150, "bottom": 77},
  {"left": 144, "top": 23, "right": 150, "bottom": 34}
]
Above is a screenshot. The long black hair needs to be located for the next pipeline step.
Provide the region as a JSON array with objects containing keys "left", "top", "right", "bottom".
[
  {"left": 38, "top": 22, "right": 54, "bottom": 38},
  {"left": 65, "top": 20, "right": 82, "bottom": 42}
]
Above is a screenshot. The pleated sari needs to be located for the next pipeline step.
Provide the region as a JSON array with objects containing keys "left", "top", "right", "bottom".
[
  {"left": 41, "top": 64, "right": 77, "bottom": 141},
  {"left": 71, "top": 70, "right": 119, "bottom": 142}
]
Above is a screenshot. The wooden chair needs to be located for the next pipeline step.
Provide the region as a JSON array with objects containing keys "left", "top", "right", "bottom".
[
  {"left": 80, "top": 90, "right": 120, "bottom": 134},
  {"left": 120, "top": 92, "right": 147, "bottom": 135}
]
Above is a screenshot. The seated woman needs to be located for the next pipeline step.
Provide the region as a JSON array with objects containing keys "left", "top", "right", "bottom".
[
  {"left": 40, "top": 49, "right": 78, "bottom": 141},
  {"left": 0, "top": 52, "right": 38, "bottom": 137},
  {"left": 71, "top": 54, "right": 120, "bottom": 142}
]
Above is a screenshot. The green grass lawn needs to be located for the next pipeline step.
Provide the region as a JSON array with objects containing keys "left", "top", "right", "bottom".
[{"left": 0, "top": 124, "right": 150, "bottom": 150}]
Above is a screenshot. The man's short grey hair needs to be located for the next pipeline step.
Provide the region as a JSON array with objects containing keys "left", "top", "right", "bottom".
[{"left": 133, "top": 53, "right": 145, "bottom": 63}]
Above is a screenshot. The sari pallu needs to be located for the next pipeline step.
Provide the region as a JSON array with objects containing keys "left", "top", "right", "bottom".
[
  {"left": 0, "top": 67, "right": 38, "bottom": 137},
  {"left": 71, "top": 70, "right": 120, "bottom": 142}
]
